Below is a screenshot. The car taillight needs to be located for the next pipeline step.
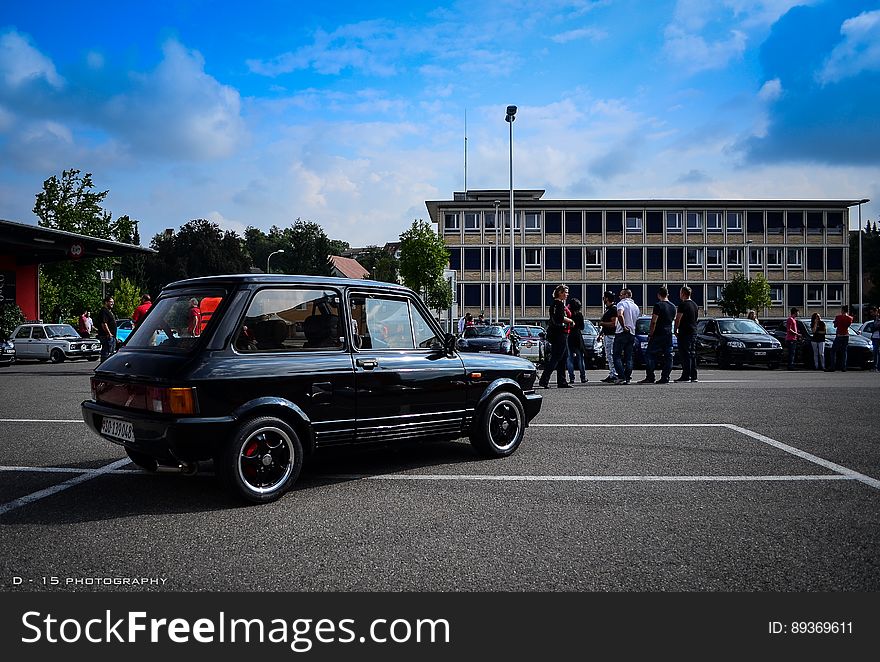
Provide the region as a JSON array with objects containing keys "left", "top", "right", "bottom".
[{"left": 147, "top": 386, "right": 198, "bottom": 414}]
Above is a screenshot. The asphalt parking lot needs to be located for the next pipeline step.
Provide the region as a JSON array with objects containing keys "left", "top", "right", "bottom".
[{"left": 1, "top": 359, "right": 878, "bottom": 591}]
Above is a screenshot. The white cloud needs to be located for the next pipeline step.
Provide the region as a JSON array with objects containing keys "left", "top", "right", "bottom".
[
  {"left": 206, "top": 210, "right": 248, "bottom": 235},
  {"left": 551, "top": 27, "right": 608, "bottom": 43},
  {"left": 757, "top": 77, "right": 782, "bottom": 101},
  {"left": 0, "top": 30, "right": 63, "bottom": 89},
  {"left": 817, "top": 9, "right": 880, "bottom": 84},
  {"left": 664, "top": 26, "right": 747, "bottom": 74},
  {"left": 86, "top": 51, "right": 105, "bottom": 70}
]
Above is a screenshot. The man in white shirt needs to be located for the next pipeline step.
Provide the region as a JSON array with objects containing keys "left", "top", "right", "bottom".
[{"left": 612, "top": 288, "right": 640, "bottom": 385}]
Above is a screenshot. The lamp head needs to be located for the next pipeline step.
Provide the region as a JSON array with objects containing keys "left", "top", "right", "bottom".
[{"left": 505, "top": 105, "right": 517, "bottom": 122}]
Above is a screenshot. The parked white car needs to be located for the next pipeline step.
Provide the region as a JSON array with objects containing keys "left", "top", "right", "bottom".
[{"left": 11, "top": 323, "right": 101, "bottom": 363}]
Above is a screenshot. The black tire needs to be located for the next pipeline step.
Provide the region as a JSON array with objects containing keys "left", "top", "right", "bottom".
[
  {"left": 470, "top": 392, "right": 525, "bottom": 458},
  {"left": 767, "top": 362, "right": 778, "bottom": 370},
  {"left": 218, "top": 416, "right": 303, "bottom": 504},
  {"left": 49, "top": 348, "right": 65, "bottom": 364},
  {"left": 125, "top": 448, "right": 158, "bottom": 472}
]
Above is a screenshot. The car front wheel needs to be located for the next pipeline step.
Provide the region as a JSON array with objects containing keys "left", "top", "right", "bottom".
[
  {"left": 49, "top": 348, "right": 65, "bottom": 363},
  {"left": 470, "top": 392, "right": 525, "bottom": 458},
  {"left": 218, "top": 416, "right": 303, "bottom": 504}
]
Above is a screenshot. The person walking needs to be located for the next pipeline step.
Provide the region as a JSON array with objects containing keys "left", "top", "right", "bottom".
[
  {"left": 78, "top": 309, "right": 93, "bottom": 338},
  {"left": 612, "top": 288, "right": 640, "bottom": 385},
  {"left": 566, "top": 297, "right": 588, "bottom": 384},
  {"left": 132, "top": 294, "right": 152, "bottom": 328},
  {"left": 639, "top": 286, "right": 676, "bottom": 384},
  {"left": 538, "top": 284, "right": 574, "bottom": 389},
  {"left": 784, "top": 307, "right": 801, "bottom": 370},
  {"left": 598, "top": 291, "right": 618, "bottom": 383},
  {"left": 96, "top": 296, "right": 117, "bottom": 362},
  {"left": 809, "top": 312, "right": 826, "bottom": 371},
  {"left": 674, "top": 285, "right": 700, "bottom": 383},
  {"left": 830, "top": 305, "right": 853, "bottom": 372}
]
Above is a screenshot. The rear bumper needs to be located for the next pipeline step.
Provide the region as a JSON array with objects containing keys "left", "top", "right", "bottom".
[{"left": 81, "top": 400, "right": 235, "bottom": 462}]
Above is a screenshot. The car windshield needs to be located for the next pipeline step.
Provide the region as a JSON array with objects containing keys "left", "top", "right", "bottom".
[
  {"left": 124, "top": 290, "right": 226, "bottom": 353},
  {"left": 464, "top": 326, "right": 503, "bottom": 338},
  {"left": 718, "top": 320, "right": 767, "bottom": 334},
  {"left": 823, "top": 320, "right": 859, "bottom": 337},
  {"left": 636, "top": 318, "right": 651, "bottom": 335},
  {"left": 46, "top": 324, "right": 80, "bottom": 338}
]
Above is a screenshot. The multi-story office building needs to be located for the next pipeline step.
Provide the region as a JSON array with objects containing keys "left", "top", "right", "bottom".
[{"left": 426, "top": 189, "right": 856, "bottom": 324}]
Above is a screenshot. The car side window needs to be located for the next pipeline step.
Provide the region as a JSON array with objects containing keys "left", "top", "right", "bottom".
[
  {"left": 32, "top": 326, "right": 46, "bottom": 339},
  {"left": 410, "top": 302, "right": 440, "bottom": 349},
  {"left": 15, "top": 327, "right": 31, "bottom": 339},
  {"left": 236, "top": 288, "right": 343, "bottom": 352},
  {"left": 705, "top": 321, "right": 717, "bottom": 335},
  {"left": 355, "top": 296, "right": 414, "bottom": 350}
]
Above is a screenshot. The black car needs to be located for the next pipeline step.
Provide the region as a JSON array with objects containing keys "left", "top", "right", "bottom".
[
  {"left": 82, "top": 275, "right": 542, "bottom": 503},
  {"left": 457, "top": 324, "right": 513, "bottom": 354},
  {"left": 768, "top": 318, "right": 874, "bottom": 369},
  {"left": 695, "top": 317, "right": 783, "bottom": 368}
]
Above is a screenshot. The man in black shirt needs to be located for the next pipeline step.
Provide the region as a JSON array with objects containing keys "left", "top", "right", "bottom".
[
  {"left": 640, "top": 286, "right": 676, "bottom": 384},
  {"left": 598, "top": 291, "right": 618, "bottom": 383},
  {"left": 96, "top": 296, "right": 117, "bottom": 362},
  {"left": 674, "top": 285, "right": 700, "bottom": 382}
]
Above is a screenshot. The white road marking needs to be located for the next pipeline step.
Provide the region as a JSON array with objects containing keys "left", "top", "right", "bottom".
[
  {"left": 0, "top": 419, "right": 84, "bottom": 423},
  {"left": 0, "top": 458, "right": 131, "bottom": 516},
  {"left": 337, "top": 474, "right": 853, "bottom": 483}
]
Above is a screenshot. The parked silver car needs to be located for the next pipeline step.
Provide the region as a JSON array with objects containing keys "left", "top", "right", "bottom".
[{"left": 11, "top": 323, "right": 100, "bottom": 363}]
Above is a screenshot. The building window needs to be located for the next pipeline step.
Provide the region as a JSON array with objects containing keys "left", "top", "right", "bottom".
[
  {"left": 749, "top": 247, "right": 763, "bottom": 267},
  {"left": 707, "top": 284, "right": 723, "bottom": 303},
  {"left": 645, "top": 211, "right": 663, "bottom": 234},
  {"left": 565, "top": 210, "right": 582, "bottom": 234},
  {"left": 463, "top": 248, "right": 481, "bottom": 270},
  {"left": 807, "top": 285, "right": 823, "bottom": 305},
  {"left": 807, "top": 248, "right": 823, "bottom": 271},
  {"left": 728, "top": 211, "right": 743, "bottom": 233},
  {"left": 625, "top": 211, "right": 643, "bottom": 233},
  {"left": 706, "top": 211, "right": 723, "bottom": 233},
  {"left": 566, "top": 248, "right": 582, "bottom": 270},
  {"left": 584, "top": 211, "right": 602, "bottom": 233},
  {"left": 827, "top": 285, "right": 843, "bottom": 303},
  {"left": 788, "top": 284, "right": 804, "bottom": 307},
  {"left": 545, "top": 211, "right": 562, "bottom": 234},
  {"left": 767, "top": 248, "right": 784, "bottom": 268},
  {"left": 444, "top": 213, "right": 459, "bottom": 231},
  {"left": 787, "top": 248, "right": 802, "bottom": 268},
  {"left": 484, "top": 212, "right": 497, "bottom": 230},
  {"left": 464, "top": 212, "right": 480, "bottom": 231},
  {"left": 807, "top": 211, "right": 823, "bottom": 235},
  {"left": 746, "top": 211, "right": 763, "bottom": 234},
  {"left": 687, "top": 248, "right": 703, "bottom": 266},
  {"left": 545, "top": 248, "right": 562, "bottom": 270},
  {"left": 646, "top": 248, "right": 663, "bottom": 269},
  {"left": 585, "top": 248, "right": 602, "bottom": 268},
  {"left": 770, "top": 284, "right": 784, "bottom": 304},
  {"left": 827, "top": 248, "right": 843, "bottom": 270},
  {"left": 448, "top": 249, "right": 461, "bottom": 270},
  {"left": 667, "top": 248, "right": 683, "bottom": 270},
  {"left": 666, "top": 211, "right": 682, "bottom": 233},
  {"left": 727, "top": 248, "right": 743, "bottom": 267},
  {"left": 767, "top": 211, "right": 784, "bottom": 234},
  {"left": 524, "top": 212, "right": 541, "bottom": 232},
  {"left": 463, "top": 284, "right": 481, "bottom": 307},
  {"left": 524, "top": 248, "right": 541, "bottom": 268},
  {"left": 626, "top": 247, "right": 643, "bottom": 269},
  {"left": 827, "top": 211, "right": 844, "bottom": 234},
  {"left": 606, "top": 211, "right": 623, "bottom": 233},
  {"left": 606, "top": 248, "right": 623, "bottom": 269},
  {"left": 524, "top": 284, "right": 541, "bottom": 306},
  {"left": 787, "top": 210, "right": 804, "bottom": 233},
  {"left": 686, "top": 211, "right": 703, "bottom": 233},
  {"left": 707, "top": 248, "right": 723, "bottom": 268}
]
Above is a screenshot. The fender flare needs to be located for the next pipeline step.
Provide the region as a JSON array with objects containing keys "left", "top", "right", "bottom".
[
  {"left": 474, "top": 378, "right": 526, "bottom": 420},
  {"left": 231, "top": 397, "right": 316, "bottom": 454}
]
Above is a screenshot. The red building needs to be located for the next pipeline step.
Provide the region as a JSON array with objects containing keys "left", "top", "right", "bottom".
[{"left": 0, "top": 219, "right": 155, "bottom": 320}]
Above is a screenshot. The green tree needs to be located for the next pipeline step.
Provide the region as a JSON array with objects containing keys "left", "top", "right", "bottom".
[
  {"left": 357, "top": 245, "right": 399, "bottom": 283},
  {"left": 0, "top": 303, "right": 25, "bottom": 339},
  {"left": 399, "top": 220, "right": 450, "bottom": 308},
  {"left": 718, "top": 274, "right": 772, "bottom": 317},
  {"left": 278, "top": 220, "right": 334, "bottom": 276},
  {"left": 113, "top": 277, "right": 141, "bottom": 319}
]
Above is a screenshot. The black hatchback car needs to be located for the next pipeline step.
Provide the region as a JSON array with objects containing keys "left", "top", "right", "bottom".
[
  {"left": 695, "top": 317, "right": 783, "bottom": 368},
  {"left": 82, "top": 275, "right": 542, "bottom": 503}
]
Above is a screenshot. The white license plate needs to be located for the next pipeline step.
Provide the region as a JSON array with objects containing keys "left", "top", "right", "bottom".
[
  {"left": 754, "top": 351, "right": 766, "bottom": 356},
  {"left": 101, "top": 417, "right": 134, "bottom": 443}
]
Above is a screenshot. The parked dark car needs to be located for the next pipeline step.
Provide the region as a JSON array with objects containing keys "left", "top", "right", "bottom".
[
  {"left": 768, "top": 318, "right": 873, "bottom": 369},
  {"left": 82, "top": 275, "right": 542, "bottom": 503},
  {"left": 695, "top": 317, "right": 783, "bottom": 368},
  {"left": 633, "top": 316, "right": 679, "bottom": 368},
  {"left": 579, "top": 321, "right": 601, "bottom": 369},
  {"left": 0, "top": 336, "right": 14, "bottom": 366},
  {"left": 503, "top": 325, "right": 546, "bottom": 362},
  {"left": 457, "top": 324, "right": 514, "bottom": 354}
]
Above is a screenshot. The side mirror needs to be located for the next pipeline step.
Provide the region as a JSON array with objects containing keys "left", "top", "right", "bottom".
[{"left": 444, "top": 332, "right": 458, "bottom": 354}]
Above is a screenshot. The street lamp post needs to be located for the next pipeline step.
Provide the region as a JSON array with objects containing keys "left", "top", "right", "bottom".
[
  {"left": 267, "top": 249, "right": 285, "bottom": 274},
  {"left": 505, "top": 105, "right": 517, "bottom": 328},
  {"left": 493, "top": 199, "right": 500, "bottom": 323}
]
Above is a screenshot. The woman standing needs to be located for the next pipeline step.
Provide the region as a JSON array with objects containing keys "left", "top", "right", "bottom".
[
  {"left": 566, "top": 298, "right": 588, "bottom": 383},
  {"left": 809, "top": 312, "right": 826, "bottom": 371},
  {"left": 538, "top": 285, "right": 574, "bottom": 389}
]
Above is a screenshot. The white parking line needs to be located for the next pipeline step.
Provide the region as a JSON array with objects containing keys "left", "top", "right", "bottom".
[
  {"left": 0, "top": 419, "right": 84, "bottom": 423},
  {"left": 342, "top": 474, "right": 854, "bottom": 483},
  {"left": 0, "top": 458, "right": 131, "bottom": 516}
]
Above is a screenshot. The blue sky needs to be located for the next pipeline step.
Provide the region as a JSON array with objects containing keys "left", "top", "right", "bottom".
[{"left": 1, "top": 0, "right": 878, "bottom": 246}]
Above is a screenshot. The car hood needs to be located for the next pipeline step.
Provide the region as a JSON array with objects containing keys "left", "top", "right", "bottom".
[{"left": 719, "top": 333, "right": 778, "bottom": 344}]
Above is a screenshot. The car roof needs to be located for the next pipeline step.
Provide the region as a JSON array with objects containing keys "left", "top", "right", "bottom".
[{"left": 162, "top": 273, "right": 412, "bottom": 293}]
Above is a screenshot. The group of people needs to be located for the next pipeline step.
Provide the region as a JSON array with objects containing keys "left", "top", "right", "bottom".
[
  {"left": 785, "top": 304, "right": 878, "bottom": 372},
  {"left": 540, "top": 284, "right": 701, "bottom": 388},
  {"left": 76, "top": 293, "right": 153, "bottom": 361},
  {"left": 456, "top": 311, "right": 489, "bottom": 333}
]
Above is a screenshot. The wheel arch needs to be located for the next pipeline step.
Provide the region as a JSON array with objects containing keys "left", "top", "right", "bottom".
[
  {"left": 231, "top": 397, "right": 316, "bottom": 455},
  {"left": 474, "top": 378, "right": 527, "bottom": 426}
]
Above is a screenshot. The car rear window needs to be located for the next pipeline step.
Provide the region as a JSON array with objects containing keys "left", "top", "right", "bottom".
[{"left": 124, "top": 290, "right": 226, "bottom": 353}]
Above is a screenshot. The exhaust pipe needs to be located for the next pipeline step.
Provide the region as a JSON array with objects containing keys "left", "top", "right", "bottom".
[{"left": 155, "top": 462, "right": 198, "bottom": 475}]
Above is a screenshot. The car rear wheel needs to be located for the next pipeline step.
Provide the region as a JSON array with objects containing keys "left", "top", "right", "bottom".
[
  {"left": 125, "top": 448, "right": 158, "bottom": 472},
  {"left": 218, "top": 416, "right": 303, "bottom": 504},
  {"left": 49, "top": 348, "right": 65, "bottom": 363},
  {"left": 470, "top": 392, "right": 525, "bottom": 458}
]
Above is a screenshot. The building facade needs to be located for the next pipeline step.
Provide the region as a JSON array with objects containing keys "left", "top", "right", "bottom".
[{"left": 426, "top": 190, "right": 855, "bottom": 324}]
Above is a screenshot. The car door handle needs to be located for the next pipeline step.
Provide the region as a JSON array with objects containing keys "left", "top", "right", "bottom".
[{"left": 356, "top": 358, "right": 378, "bottom": 370}]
